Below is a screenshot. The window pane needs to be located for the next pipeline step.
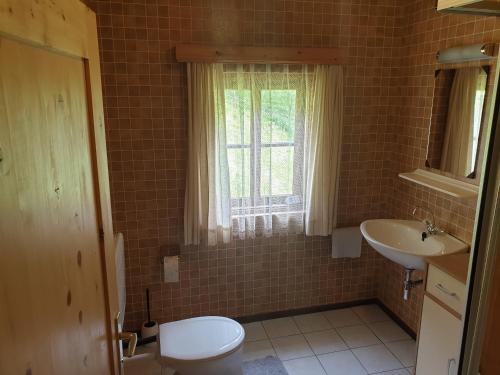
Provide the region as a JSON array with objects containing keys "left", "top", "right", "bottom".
[
  {"left": 261, "top": 146, "right": 294, "bottom": 196},
  {"left": 225, "top": 89, "right": 251, "bottom": 145},
  {"left": 261, "top": 90, "right": 296, "bottom": 144},
  {"left": 228, "top": 148, "right": 250, "bottom": 198}
]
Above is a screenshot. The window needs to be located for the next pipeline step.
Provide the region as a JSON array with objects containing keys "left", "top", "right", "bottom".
[
  {"left": 472, "top": 71, "right": 487, "bottom": 169},
  {"left": 184, "top": 62, "right": 343, "bottom": 245},
  {"left": 260, "top": 89, "right": 297, "bottom": 196},
  {"left": 222, "top": 67, "right": 306, "bottom": 218}
]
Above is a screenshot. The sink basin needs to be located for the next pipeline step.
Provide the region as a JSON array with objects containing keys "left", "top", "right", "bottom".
[{"left": 360, "top": 219, "right": 468, "bottom": 270}]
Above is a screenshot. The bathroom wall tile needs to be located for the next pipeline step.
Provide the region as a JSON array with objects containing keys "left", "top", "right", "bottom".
[
  {"left": 377, "top": 0, "right": 500, "bottom": 332},
  {"left": 80, "top": 0, "right": 499, "bottom": 332},
  {"left": 82, "top": 0, "right": 400, "bottom": 330}
]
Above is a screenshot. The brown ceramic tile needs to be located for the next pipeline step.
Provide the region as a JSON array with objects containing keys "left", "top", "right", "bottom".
[{"left": 79, "top": 0, "right": 498, "bottom": 331}]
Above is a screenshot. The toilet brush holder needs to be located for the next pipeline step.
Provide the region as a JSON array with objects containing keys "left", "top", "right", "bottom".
[
  {"left": 141, "top": 320, "right": 159, "bottom": 339},
  {"left": 141, "top": 288, "right": 158, "bottom": 339}
]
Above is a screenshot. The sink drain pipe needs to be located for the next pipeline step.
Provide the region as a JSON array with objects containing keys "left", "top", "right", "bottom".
[{"left": 403, "top": 268, "right": 423, "bottom": 300}]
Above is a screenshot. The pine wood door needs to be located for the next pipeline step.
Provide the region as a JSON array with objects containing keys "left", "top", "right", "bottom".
[
  {"left": 480, "top": 248, "right": 500, "bottom": 374},
  {"left": 0, "top": 0, "right": 119, "bottom": 374}
]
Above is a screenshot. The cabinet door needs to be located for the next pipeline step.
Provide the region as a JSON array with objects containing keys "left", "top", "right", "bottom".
[{"left": 416, "top": 296, "right": 462, "bottom": 375}]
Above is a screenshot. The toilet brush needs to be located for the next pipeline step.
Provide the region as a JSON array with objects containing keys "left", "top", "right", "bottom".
[{"left": 141, "top": 288, "right": 158, "bottom": 339}]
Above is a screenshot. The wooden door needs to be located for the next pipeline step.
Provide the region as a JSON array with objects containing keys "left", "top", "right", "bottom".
[
  {"left": 0, "top": 0, "right": 119, "bottom": 374},
  {"left": 480, "top": 247, "right": 500, "bottom": 374}
]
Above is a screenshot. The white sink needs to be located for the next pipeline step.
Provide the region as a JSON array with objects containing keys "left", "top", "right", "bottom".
[{"left": 360, "top": 219, "right": 468, "bottom": 270}]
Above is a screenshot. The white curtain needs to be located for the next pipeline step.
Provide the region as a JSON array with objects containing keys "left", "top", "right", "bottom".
[
  {"left": 304, "top": 66, "right": 343, "bottom": 236},
  {"left": 441, "top": 67, "right": 485, "bottom": 176},
  {"left": 184, "top": 63, "right": 231, "bottom": 246},
  {"left": 185, "top": 63, "right": 344, "bottom": 244},
  {"left": 223, "top": 64, "right": 309, "bottom": 239}
]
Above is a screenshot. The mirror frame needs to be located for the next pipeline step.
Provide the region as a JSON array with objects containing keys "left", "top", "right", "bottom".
[{"left": 424, "top": 57, "right": 498, "bottom": 186}]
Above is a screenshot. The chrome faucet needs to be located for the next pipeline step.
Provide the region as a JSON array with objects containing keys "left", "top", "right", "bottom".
[{"left": 411, "top": 206, "right": 443, "bottom": 237}]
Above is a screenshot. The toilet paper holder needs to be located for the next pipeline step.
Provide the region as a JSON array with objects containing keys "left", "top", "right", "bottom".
[{"left": 160, "top": 244, "right": 180, "bottom": 258}]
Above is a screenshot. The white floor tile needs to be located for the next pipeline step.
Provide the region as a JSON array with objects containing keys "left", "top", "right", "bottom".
[
  {"left": 242, "top": 339, "right": 276, "bottom": 361},
  {"left": 124, "top": 352, "right": 161, "bottom": 375},
  {"left": 352, "top": 305, "right": 390, "bottom": 323},
  {"left": 283, "top": 356, "right": 327, "bottom": 375},
  {"left": 337, "top": 325, "right": 381, "bottom": 348},
  {"left": 322, "top": 308, "right": 364, "bottom": 328},
  {"left": 271, "top": 334, "right": 314, "bottom": 361},
  {"left": 378, "top": 370, "right": 411, "bottom": 375},
  {"left": 352, "top": 344, "right": 404, "bottom": 373},
  {"left": 160, "top": 367, "right": 176, "bottom": 375},
  {"left": 304, "top": 329, "right": 348, "bottom": 355},
  {"left": 263, "top": 317, "right": 301, "bottom": 338},
  {"left": 293, "top": 312, "right": 332, "bottom": 333},
  {"left": 135, "top": 342, "right": 158, "bottom": 354},
  {"left": 406, "top": 366, "right": 415, "bottom": 374},
  {"left": 369, "top": 321, "right": 411, "bottom": 343},
  {"left": 318, "top": 350, "right": 368, "bottom": 375},
  {"left": 386, "top": 340, "right": 417, "bottom": 367},
  {"left": 243, "top": 321, "right": 268, "bottom": 342}
]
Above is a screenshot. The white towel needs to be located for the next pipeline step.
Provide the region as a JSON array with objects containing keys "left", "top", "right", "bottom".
[{"left": 331, "top": 226, "right": 362, "bottom": 258}]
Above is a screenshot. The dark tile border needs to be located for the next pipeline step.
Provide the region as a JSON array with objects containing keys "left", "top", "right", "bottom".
[
  {"left": 234, "top": 298, "right": 378, "bottom": 324},
  {"left": 132, "top": 298, "right": 417, "bottom": 348},
  {"left": 234, "top": 298, "right": 416, "bottom": 340},
  {"left": 374, "top": 300, "right": 417, "bottom": 340}
]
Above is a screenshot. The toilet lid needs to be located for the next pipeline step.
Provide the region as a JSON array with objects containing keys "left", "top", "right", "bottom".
[{"left": 159, "top": 316, "right": 245, "bottom": 361}]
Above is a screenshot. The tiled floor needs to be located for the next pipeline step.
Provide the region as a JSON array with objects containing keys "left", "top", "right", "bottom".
[
  {"left": 244, "top": 305, "right": 416, "bottom": 375},
  {"left": 124, "top": 304, "right": 416, "bottom": 375}
]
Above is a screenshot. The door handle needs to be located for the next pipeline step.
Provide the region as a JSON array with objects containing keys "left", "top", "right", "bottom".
[{"left": 119, "top": 331, "right": 137, "bottom": 358}]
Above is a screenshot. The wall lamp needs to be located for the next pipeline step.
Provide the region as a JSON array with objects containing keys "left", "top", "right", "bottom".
[{"left": 437, "top": 43, "right": 496, "bottom": 64}]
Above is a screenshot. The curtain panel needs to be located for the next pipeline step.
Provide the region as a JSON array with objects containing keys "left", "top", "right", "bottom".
[
  {"left": 304, "top": 65, "right": 343, "bottom": 236},
  {"left": 441, "top": 67, "right": 486, "bottom": 176},
  {"left": 184, "top": 63, "right": 231, "bottom": 246}
]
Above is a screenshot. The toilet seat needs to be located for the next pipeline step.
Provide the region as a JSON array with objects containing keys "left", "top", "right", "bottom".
[{"left": 159, "top": 316, "right": 245, "bottom": 363}]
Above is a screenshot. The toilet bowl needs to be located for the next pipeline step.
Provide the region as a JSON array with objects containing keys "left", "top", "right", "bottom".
[{"left": 158, "top": 316, "right": 245, "bottom": 375}]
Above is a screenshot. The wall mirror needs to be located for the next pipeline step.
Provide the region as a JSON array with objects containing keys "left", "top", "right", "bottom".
[{"left": 426, "top": 66, "right": 491, "bottom": 179}]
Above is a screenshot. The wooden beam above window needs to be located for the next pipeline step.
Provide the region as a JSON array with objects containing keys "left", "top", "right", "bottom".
[{"left": 175, "top": 44, "right": 346, "bottom": 65}]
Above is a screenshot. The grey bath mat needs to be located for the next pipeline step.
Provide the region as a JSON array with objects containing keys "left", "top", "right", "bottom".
[
  {"left": 243, "top": 356, "right": 289, "bottom": 375},
  {"left": 173, "top": 356, "right": 288, "bottom": 375}
]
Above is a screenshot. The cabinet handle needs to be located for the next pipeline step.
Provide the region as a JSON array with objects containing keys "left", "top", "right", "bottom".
[{"left": 436, "top": 283, "right": 458, "bottom": 298}]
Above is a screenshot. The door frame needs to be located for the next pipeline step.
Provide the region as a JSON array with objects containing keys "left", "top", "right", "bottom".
[
  {"left": 0, "top": 1, "right": 119, "bottom": 373},
  {"left": 459, "top": 52, "right": 500, "bottom": 374}
]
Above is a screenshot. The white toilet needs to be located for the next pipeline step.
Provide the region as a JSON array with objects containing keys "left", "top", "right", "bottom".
[{"left": 158, "top": 316, "right": 245, "bottom": 375}]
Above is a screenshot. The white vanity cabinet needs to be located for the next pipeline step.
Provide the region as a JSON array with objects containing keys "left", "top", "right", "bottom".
[
  {"left": 416, "top": 259, "right": 468, "bottom": 375},
  {"left": 416, "top": 295, "right": 462, "bottom": 374}
]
